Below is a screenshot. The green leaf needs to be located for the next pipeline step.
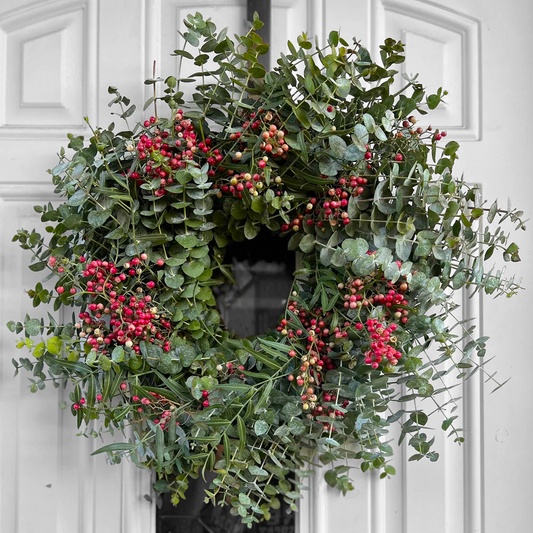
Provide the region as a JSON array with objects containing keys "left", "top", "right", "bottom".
[
  {"left": 382, "top": 109, "right": 395, "bottom": 132},
  {"left": 353, "top": 124, "right": 369, "bottom": 151},
  {"left": 63, "top": 214, "right": 82, "bottom": 230},
  {"left": 395, "top": 235, "right": 413, "bottom": 262},
  {"left": 288, "top": 232, "right": 303, "bottom": 251},
  {"left": 292, "top": 105, "right": 310, "bottom": 129},
  {"left": 33, "top": 341, "right": 45, "bottom": 358},
  {"left": 344, "top": 144, "right": 365, "bottom": 161},
  {"left": 431, "top": 318, "right": 445, "bottom": 334},
  {"left": 140, "top": 340, "right": 163, "bottom": 367},
  {"left": 330, "top": 249, "right": 346, "bottom": 267},
  {"left": 223, "top": 433, "right": 230, "bottom": 469},
  {"left": 105, "top": 227, "right": 126, "bottom": 240},
  {"left": 91, "top": 442, "right": 134, "bottom": 455},
  {"left": 112, "top": 346, "right": 124, "bottom": 363},
  {"left": 442, "top": 416, "right": 458, "bottom": 431},
  {"left": 319, "top": 157, "right": 342, "bottom": 176},
  {"left": 254, "top": 419, "right": 269, "bottom": 436},
  {"left": 176, "top": 234, "right": 198, "bottom": 248},
  {"left": 363, "top": 113, "right": 376, "bottom": 132},
  {"left": 237, "top": 416, "right": 246, "bottom": 454},
  {"left": 239, "top": 492, "right": 252, "bottom": 507},
  {"left": 244, "top": 220, "right": 260, "bottom": 240},
  {"left": 172, "top": 49, "right": 194, "bottom": 60},
  {"left": 249, "top": 465, "right": 268, "bottom": 477},
  {"left": 288, "top": 419, "right": 305, "bottom": 435},
  {"left": 25, "top": 319, "right": 41, "bottom": 336},
  {"left": 329, "top": 135, "right": 347, "bottom": 158},
  {"left": 487, "top": 201, "right": 498, "bottom": 223},
  {"left": 427, "top": 94, "right": 441, "bottom": 109},
  {"left": 88, "top": 209, "right": 111, "bottom": 227},
  {"left": 99, "top": 354, "right": 112, "bottom": 371},
  {"left": 182, "top": 261, "right": 205, "bottom": 278},
  {"left": 342, "top": 238, "right": 368, "bottom": 260},
  {"left": 299, "top": 234, "right": 316, "bottom": 253},
  {"left": 444, "top": 141, "right": 460, "bottom": 156},
  {"left": 328, "top": 30, "right": 339, "bottom": 46},
  {"left": 282, "top": 402, "right": 302, "bottom": 417},
  {"left": 230, "top": 202, "right": 247, "bottom": 220},
  {"left": 410, "top": 412, "right": 428, "bottom": 426},
  {"left": 324, "top": 469, "right": 337, "bottom": 487},
  {"left": 251, "top": 196, "right": 266, "bottom": 213},
  {"left": 67, "top": 189, "right": 87, "bottom": 207},
  {"left": 335, "top": 78, "right": 350, "bottom": 98}
]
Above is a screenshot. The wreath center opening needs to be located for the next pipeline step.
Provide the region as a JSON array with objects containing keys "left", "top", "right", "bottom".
[{"left": 215, "top": 229, "right": 296, "bottom": 338}]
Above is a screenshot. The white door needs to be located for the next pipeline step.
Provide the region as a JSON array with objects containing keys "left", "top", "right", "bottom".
[{"left": 0, "top": 1, "right": 531, "bottom": 532}]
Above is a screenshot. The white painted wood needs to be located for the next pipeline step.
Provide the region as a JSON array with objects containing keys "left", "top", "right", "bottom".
[
  {"left": 1, "top": 1, "right": 531, "bottom": 532},
  {"left": 0, "top": 0, "right": 98, "bottom": 137},
  {"left": 0, "top": 2, "right": 151, "bottom": 532},
  {"left": 312, "top": 1, "right": 531, "bottom": 533},
  {"left": 375, "top": 0, "right": 481, "bottom": 141}
]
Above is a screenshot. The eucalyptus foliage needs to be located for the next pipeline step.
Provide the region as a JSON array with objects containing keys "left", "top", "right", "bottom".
[{"left": 8, "top": 12, "right": 524, "bottom": 526}]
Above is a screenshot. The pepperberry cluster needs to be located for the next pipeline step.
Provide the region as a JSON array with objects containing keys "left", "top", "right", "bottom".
[
  {"left": 274, "top": 267, "right": 412, "bottom": 430},
  {"left": 130, "top": 112, "right": 204, "bottom": 196},
  {"left": 280, "top": 176, "right": 368, "bottom": 233},
  {"left": 54, "top": 255, "right": 174, "bottom": 359},
  {"left": 131, "top": 390, "right": 179, "bottom": 431}
]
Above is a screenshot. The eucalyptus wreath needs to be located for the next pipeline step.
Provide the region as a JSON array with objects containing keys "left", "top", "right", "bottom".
[{"left": 8, "top": 12, "right": 524, "bottom": 527}]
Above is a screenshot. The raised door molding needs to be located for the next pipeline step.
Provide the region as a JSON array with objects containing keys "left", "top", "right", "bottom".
[
  {"left": 373, "top": 0, "right": 481, "bottom": 141},
  {"left": 0, "top": 0, "right": 98, "bottom": 138}
]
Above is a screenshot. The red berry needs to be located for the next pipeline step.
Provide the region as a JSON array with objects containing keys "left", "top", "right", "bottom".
[{"left": 394, "top": 153, "right": 403, "bottom": 162}]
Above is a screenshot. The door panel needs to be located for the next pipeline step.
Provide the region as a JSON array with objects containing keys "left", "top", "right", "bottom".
[{"left": 1, "top": 1, "right": 530, "bottom": 532}]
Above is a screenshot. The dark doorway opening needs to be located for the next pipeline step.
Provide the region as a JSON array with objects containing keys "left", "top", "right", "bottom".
[{"left": 156, "top": 229, "right": 297, "bottom": 533}]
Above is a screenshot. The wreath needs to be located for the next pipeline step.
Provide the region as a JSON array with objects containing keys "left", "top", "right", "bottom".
[{"left": 8, "top": 13, "right": 524, "bottom": 527}]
